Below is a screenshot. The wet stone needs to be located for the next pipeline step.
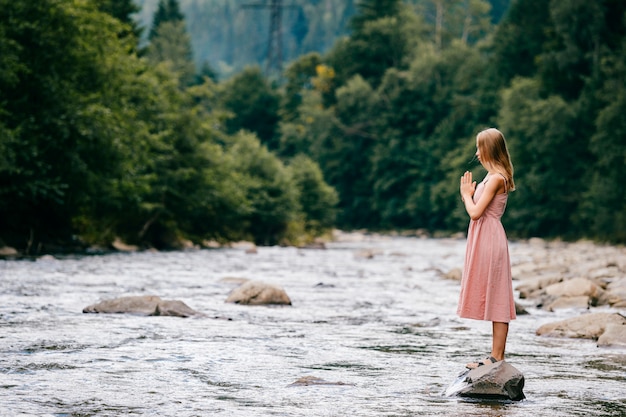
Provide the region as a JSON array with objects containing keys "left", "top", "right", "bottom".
[
  {"left": 288, "top": 376, "right": 353, "bottom": 387},
  {"left": 83, "top": 295, "right": 204, "bottom": 317},
  {"left": 444, "top": 361, "right": 525, "bottom": 401},
  {"left": 225, "top": 280, "right": 292, "bottom": 305}
]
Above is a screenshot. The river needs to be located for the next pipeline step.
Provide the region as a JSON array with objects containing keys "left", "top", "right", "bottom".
[{"left": 1, "top": 235, "right": 624, "bottom": 416}]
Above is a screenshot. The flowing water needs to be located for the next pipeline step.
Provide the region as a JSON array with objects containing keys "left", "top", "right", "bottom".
[{"left": 1, "top": 235, "right": 624, "bottom": 416}]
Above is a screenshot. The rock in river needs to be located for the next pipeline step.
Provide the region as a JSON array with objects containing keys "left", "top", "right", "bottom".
[
  {"left": 597, "top": 323, "right": 626, "bottom": 348},
  {"left": 536, "top": 312, "right": 626, "bottom": 347},
  {"left": 83, "top": 295, "right": 204, "bottom": 317},
  {"left": 225, "top": 280, "right": 292, "bottom": 305},
  {"left": 445, "top": 361, "right": 525, "bottom": 401},
  {"left": 288, "top": 376, "right": 353, "bottom": 387}
]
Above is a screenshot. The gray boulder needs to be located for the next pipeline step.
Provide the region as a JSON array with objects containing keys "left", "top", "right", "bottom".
[
  {"left": 83, "top": 295, "right": 204, "bottom": 317},
  {"left": 544, "top": 277, "right": 605, "bottom": 307},
  {"left": 604, "top": 278, "right": 626, "bottom": 308},
  {"left": 445, "top": 361, "right": 525, "bottom": 401},
  {"left": 536, "top": 312, "right": 626, "bottom": 341},
  {"left": 597, "top": 322, "right": 626, "bottom": 348},
  {"left": 225, "top": 280, "right": 292, "bottom": 305},
  {"left": 516, "top": 274, "right": 563, "bottom": 299},
  {"left": 545, "top": 295, "right": 590, "bottom": 311},
  {"left": 289, "top": 376, "right": 353, "bottom": 387}
]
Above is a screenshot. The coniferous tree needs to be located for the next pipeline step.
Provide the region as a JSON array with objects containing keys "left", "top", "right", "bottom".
[
  {"left": 149, "top": 0, "right": 184, "bottom": 41},
  {"left": 488, "top": 0, "right": 551, "bottom": 87},
  {"left": 147, "top": 20, "right": 196, "bottom": 86},
  {"left": 328, "top": 0, "right": 424, "bottom": 89},
  {"left": 350, "top": 0, "right": 403, "bottom": 32},
  {"left": 195, "top": 61, "right": 218, "bottom": 83},
  {"left": 94, "top": 0, "right": 142, "bottom": 40},
  {"left": 146, "top": 0, "right": 196, "bottom": 87}
]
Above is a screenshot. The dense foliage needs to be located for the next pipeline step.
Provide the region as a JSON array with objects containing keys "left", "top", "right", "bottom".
[
  {"left": 0, "top": 0, "right": 336, "bottom": 253},
  {"left": 1, "top": 0, "right": 625, "bottom": 254},
  {"left": 273, "top": 0, "right": 626, "bottom": 242}
]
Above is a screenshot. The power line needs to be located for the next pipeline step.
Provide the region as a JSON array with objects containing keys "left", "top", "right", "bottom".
[{"left": 241, "top": 0, "right": 298, "bottom": 76}]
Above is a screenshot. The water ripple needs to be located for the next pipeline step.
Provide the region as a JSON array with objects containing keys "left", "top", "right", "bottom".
[{"left": 0, "top": 238, "right": 624, "bottom": 416}]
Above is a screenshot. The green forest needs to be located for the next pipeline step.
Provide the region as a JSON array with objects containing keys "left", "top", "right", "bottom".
[{"left": 1, "top": 0, "right": 625, "bottom": 255}]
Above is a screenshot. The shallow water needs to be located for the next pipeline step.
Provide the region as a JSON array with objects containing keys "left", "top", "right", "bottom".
[{"left": 1, "top": 236, "right": 624, "bottom": 416}]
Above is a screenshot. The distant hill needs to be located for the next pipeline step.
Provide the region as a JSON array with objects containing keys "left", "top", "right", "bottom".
[{"left": 133, "top": 0, "right": 510, "bottom": 79}]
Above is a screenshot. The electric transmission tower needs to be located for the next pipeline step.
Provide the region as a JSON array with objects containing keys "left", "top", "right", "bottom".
[{"left": 242, "top": 0, "right": 298, "bottom": 76}]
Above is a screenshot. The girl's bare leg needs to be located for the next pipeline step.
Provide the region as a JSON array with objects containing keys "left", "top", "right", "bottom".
[
  {"left": 466, "top": 321, "right": 509, "bottom": 368},
  {"left": 491, "top": 321, "right": 509, "bottom": 361}
]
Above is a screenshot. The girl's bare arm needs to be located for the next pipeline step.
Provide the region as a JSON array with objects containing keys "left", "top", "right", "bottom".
[{"left": 460, "top": 172, "right": 504, "bottom": 220}]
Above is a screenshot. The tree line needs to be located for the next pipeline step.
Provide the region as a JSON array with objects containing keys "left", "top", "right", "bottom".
[
  {"left": 228, "top": 0, "right": 626, "bottom": 243},
  {"left": 1, "top": 0, "right": 625, "bottom": 256},
  {"left": 134, "top": 0, "right": 511, "bottom": 79},
  {"left": 0, "top": 0, "right": 337, "bottom": 253}
]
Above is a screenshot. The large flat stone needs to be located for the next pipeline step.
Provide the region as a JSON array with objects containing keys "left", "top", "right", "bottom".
[
  {"left": 83, "top": 295, "right": 203, "bottom": 317},
  {"left": 536, "top": 312, "right": 626, "bottom": 340}
]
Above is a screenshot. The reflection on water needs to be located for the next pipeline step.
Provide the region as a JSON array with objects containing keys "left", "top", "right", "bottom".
[{"left": 0, "top": 236, "right": 624, "bottom": 416}]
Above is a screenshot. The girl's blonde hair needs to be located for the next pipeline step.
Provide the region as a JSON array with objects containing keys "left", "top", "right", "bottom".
[{"left": 477, "top": 128, "right": 516, "bottom": 192}]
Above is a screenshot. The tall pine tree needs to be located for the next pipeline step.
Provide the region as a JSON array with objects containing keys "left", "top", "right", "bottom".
[
  {"left": 149, "top": 0, "right": 184, "bottom": 41},
  {"left": 327, "top": 0, "right": 423, "bottom": 88},
  {"left": 146, "top": 0, "right": 196, "bottom": 87}
]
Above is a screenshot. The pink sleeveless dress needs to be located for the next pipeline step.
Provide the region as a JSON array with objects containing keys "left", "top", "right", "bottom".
[{"left": 457, "top": 174, "right": 516, "bottom": 323}]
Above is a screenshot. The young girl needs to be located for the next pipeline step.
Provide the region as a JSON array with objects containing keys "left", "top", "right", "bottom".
[{"left": 458, "top": 127, "right": 516, "bottom": 369}]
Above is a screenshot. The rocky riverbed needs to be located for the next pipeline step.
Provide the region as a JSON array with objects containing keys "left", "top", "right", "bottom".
[
  {"left": 442, "top": 236, "right": 626, "bottom": 346},
  {"left": 509, "top": 238, "right": 626, "bottom": 347},
  {"left": 1, "top": 233, "right": 624, "bottom": 416}
]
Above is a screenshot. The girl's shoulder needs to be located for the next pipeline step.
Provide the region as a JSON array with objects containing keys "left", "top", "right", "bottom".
[
  {"left": 484, "top": 173, "right": 504, "bottom": 183},
  {"left": 485, "top": 173, "right": 507, "bottom": 193}
]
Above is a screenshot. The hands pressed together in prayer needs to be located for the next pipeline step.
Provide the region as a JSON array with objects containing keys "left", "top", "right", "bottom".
[{"left": 460, "top": 171, "right": 476, "bottom": 203}]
